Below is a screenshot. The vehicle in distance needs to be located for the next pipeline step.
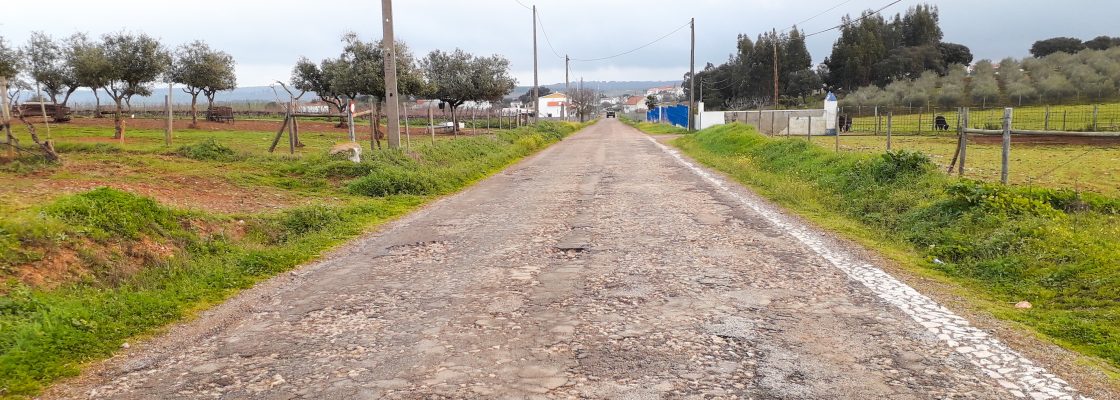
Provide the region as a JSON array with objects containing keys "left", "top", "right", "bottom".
[{"left": 606, "top": 111, "right": 616, "bottom": 118}]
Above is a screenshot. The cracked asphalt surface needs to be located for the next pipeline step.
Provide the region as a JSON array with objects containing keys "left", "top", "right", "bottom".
[{"left": 50, "top": 119, "right": 1080, "bottom": 399}]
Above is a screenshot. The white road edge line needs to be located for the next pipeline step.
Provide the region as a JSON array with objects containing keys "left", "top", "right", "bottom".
[{"left": 645, "top": 135, "right": 1088, "bottom": 400}]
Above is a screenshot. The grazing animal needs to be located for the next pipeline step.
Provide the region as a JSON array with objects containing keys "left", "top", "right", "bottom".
[
  {"left": 935, "top": 115, "right": 950, "bottom": 131},
  {"left": 839, "top": 115, "right": 852, "bottom": 132}
]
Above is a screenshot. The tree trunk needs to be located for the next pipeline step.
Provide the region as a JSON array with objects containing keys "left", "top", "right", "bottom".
[
  {"left": 125, "top": 97, "right": 133, "bottom": 113},
  {"left": 113, "top": 99, "right": 125, "bottom": 140},
  {"left": 93, "top": 90, "right": 103, "bottom": 118},
  {"left": 17, "top": 113, "right": 60, "bottom": 162},
  {"left": 190, "top": 94, "right": 199, "bottom": 127},
  {"left": 374, "top": 101, "right": 384, "bottom": 150},
  {"left": 451, "top": 106, "right": 458, "bottom": 136}
]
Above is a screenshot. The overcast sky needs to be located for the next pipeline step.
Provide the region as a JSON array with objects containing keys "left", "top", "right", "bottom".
[{"left": 2, "top": 0, "right": 1118, "bottom": 87}]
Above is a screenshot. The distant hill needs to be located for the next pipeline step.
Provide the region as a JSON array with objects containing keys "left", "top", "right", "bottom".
[
  {"left": 25, "top": 80, "right": 682, "bottom": 107},
  {"left": 510, "top": 80, "right": 682, "bottom": 98}
]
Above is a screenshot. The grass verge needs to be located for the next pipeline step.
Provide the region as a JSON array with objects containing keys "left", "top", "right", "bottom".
[
  {"left": 654, "top": 123, "right": 1120, "bottom": 371},
  {"left": 0, "top": 121, "right": 586, "bottom": 399},
  {"left": 620, "top": 117, "right": 689, "bottom": 135}
]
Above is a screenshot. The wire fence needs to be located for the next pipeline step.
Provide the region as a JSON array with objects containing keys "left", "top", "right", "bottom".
[{"left": 840, "top": 104, "right": 1120, "bottom": 135}]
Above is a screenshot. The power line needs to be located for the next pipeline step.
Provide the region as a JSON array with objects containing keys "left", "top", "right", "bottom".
[
  {"left": 790, "top": 0, "right": 855, "bottom": 30},
  {"left": 535, "top": 11, "right": 565, "bottom": 59},
  {"left": 512, "top": 0, "right": 531, "bottom": 10},
  {"left": 570, "top": 20, "right": 692, "bottom": 62},
  {"left": 803, "top": 0, "right": 904, "bottom": 38}
]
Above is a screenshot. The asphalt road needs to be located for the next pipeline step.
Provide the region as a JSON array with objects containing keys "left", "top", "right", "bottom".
[{"left": 50, "top": 119, "right": 1089, "bottom": 399}]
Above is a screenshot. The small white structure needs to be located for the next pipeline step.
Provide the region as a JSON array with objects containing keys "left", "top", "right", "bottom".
[
  {"left": 696, "top": 102, "right": 726, "bottom": 130},
  {"left": 824, "top": 92, "right": 838, "bottom": 136},
  {"left": 622, "top": 96, "right": 647, "bottom": 113},
  {"left": 536, "top": 92, "right": 569, "bottom": 118}
]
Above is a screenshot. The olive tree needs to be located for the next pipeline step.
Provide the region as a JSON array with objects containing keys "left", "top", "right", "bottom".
[
  {"left": 99, "top": 32, "right": 171, "bottom": 139},
  {"left": 0, "top": 36, "right": 18, "bottom": 80},
  {"left": 65, "top": 33, "right": 111, "bottom": 116},
  {"left": 422, "top": 48, "right": 515, "bottom": 134},
  {"left": 171, "top": 41, "right": 237, "bottom": 127},
  {"left": 24, "top": 32, "right": 80, "bottom": 109}
]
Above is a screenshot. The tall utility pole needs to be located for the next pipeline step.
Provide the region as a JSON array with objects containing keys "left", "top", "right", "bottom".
[
  {"left": 772, "top": 31, "right": 779, "bottom": 109},
  {"left": 532, "top": 5, "right": 539, "bottom": 124},
  {"left": 688, "top": 17, "right": 695, "bottom": 132},
  {"left": 564, "top": 54, "right": 570, "bottom": 121},
  {"left": 382, "top": 0, "right": 401, "bottom": 149}
]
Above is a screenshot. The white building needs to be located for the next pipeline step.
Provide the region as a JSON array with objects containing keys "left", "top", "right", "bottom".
[
  {"left": 622, "top": 95, "right": 648, "bottom": 113},
  {"left": 537, "top": 92, "right": 569, "bottom": 118}
]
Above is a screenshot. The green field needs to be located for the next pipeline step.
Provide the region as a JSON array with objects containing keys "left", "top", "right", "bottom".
[
  {"left": 847, "top": 103, "right": 1120, "bottom": 133},
  {"left": 0, "top": 119, "right": 586, "bottom": 398},
  {"left": 813, "top": 134, "right": 1120, "bottom": 197}
]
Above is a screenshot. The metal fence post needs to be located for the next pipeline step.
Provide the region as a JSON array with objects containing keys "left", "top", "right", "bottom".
[
  {"left": 1044, "top": 106, "right": 1050, "bottom": 131},
  {"left": 834, "top": 111, "right": 840, "bottom": 152},
  {"left": 786, "top": 113, "right": 792, "bottom": 137},
  {"left": 1001, "top": 108, "right": 1012, "bottom": 184},
  {"left": 1062, "top": 110, "right": 1067, "bottom": 131},
  {"left": 917, "top": 112, "right": 923, "bottom": 135},
  {"left": 959, "top": 108, "right": 969, "bottom": 176}
]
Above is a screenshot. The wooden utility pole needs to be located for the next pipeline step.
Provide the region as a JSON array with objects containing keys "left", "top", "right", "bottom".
[
  {"left": 772, "top": 32, "right": 779, "bottom": 108},
  {"left": 381, "top": 0, "right": 401, "bottom": 149},
  {"left": 532, "top": 5, "right": 539, "bottom": 124},
  {"left": 564, "top": 54, "right": 570, "bottom": 121},
  {"left": 688, "top": 17, "right": 695, "bottom": 132},
  {"left": 35, "top": 83, "right": 51, "bottom": 140}
]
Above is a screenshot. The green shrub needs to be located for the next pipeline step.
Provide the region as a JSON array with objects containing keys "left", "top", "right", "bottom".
[
  {"left": 43, "top": 188, "right": 181, "bottom": 240},
  {"left": 347, "top": 167, "right": 443, "bottom": 196},
  {"left": 175, "top": 138, "right": 239, "bottom": 161}
]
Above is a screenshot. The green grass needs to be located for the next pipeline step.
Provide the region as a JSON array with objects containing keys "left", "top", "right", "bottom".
[
  {"left": 0, "top": 120, "right": 586, "bottom": 399},
  {"left": 815, "top": 135, "right": 1120, "bottom": 197},
  {"left": 620, "top": 116, "right": 689, "bottom": 135},
  {"left": 651, "top": 123, "right": 1120, "bottom": 373},
  {"left": 849, "top": 103, "right": 1120, "bottom": 133}
]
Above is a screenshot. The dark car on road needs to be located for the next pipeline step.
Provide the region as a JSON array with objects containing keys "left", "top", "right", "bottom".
[{"left": 606, "top": 111, "right": 616, "bottom": 118}]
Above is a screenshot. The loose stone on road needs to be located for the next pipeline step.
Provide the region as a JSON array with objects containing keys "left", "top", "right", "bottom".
[{"left": 52, "top": 119, "right": 1089, "bottom": 399}]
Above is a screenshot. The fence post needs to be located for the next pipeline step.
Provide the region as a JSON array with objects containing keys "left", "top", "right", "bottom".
[
  {"left": 959, "top": 108, "right": 969, "bottom": 176},
  {"left": 1001, "top": 107, "right": 1012, "bottom": 184},
  {"left": 886, "top": 112, "right": 893, "bottom": 151},
  {"left": 428, "top": 104, "right": 435, "bottom": 144},
  {"left": 786, "top": 114, "right": 792, "bottom": 137},
  {"left": 1044, "top": 106, "right": 1050, "bottom": 131},
  {"left": 834, "top": 111, "right": 840, "bottom": 152},
  {"left": 1062, "top": 110, "right": 1067, "bottom": 131},
  {"left": 1092, "top": 104, "right": 1099, "bottom": 131},
  {"left": 807, "top": 115, "right": 812, "bottom": 141},
  {"left": 770, "top": 111, "right": 776, "bottom": 135},
  {"left": 874, "top": 106, "right": 880, "bottom": 135},
  {"left": 917, "top": 112, "right": 923, "bottom": 135}
]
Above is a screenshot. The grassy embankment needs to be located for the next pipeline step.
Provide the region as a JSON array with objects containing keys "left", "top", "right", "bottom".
[
  {"left": 0, "top": 120, "right": 586, "bottom": 398},
  {"left": 638, "top": 122, "right": 1120, "bottom": 373},
  {"left": 620, "top": 116, "right": 688, "bottom": 135}
]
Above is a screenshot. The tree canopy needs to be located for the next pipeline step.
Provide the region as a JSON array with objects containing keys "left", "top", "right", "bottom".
[
  {"left": 422, "top": 48, "right": 516, "bottom": 132},
  {"left": 171, "top": 40, "right": 237, "bottom": 125},
  {"left": 823, "top": 4, "right": 969, "bottom": 90},
  {"left": 1030, "top": 37, "right": 1087, "bottom": 58},
  {"left": 0, "top": 36, "right": 19, "bottom": 79},
  {"left": 100, "top": 31, "right": 171, "bottom": 138}
]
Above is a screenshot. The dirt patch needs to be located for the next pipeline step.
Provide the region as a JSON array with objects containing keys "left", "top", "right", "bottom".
[
  {"left": 27, "top": 177, "right": 296, "bottom": 215},
  {"left": 54, "top": 116, "right": 493, "bottom": 137}
]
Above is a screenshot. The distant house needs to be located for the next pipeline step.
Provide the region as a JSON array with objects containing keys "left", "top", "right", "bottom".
[
  {"left": 623, "top": 95, "right": 647, "bottom": 113},
  {"left": 537, "top": 92, "right": 569, "bottom": 118}
]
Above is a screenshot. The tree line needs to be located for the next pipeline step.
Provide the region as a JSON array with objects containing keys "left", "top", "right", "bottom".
[
  {"left": 840, "top": 46, "right": 1120, "bottom": 109},
  {"left": 288, "top": 34, "right": 516, "bottom": 134},
  {"left": 0, "top": 32, "right": 237, "bottom": 138},
  {"left": 681, "top": 4, "right": 969, "bottom": 110}
]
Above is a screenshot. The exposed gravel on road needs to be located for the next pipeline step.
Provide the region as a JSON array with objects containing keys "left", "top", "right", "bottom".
[{"left": 47, "top": 120, "right": 1090, "bottom": 399}]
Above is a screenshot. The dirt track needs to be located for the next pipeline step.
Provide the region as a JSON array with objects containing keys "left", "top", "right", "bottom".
[{"left": 46, "top": 120, "right": 1094, "bottom": 399}]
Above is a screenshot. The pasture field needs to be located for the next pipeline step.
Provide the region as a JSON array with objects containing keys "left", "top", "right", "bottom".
[
  {"left": 846, "top": 103, "right": 1120, "bottom": 134},
  {"left": 813, "top": 134, "right": 1120, "bottom": 197},
  {"left": 0, "top": 117, "right": 586, "bottom": 398}
]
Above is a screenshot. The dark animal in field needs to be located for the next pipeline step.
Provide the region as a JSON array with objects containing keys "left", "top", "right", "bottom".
[
  {"left": 838, "top": 115, "right": 852, "bottom": 132},
  {"left": 935, "top": 115, "right": 950, "bottom": 131}
]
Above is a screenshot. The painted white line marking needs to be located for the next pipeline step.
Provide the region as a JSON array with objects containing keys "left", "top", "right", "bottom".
[{"left": 645, "top": 135, "right": 1088, "bottom": 400}]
